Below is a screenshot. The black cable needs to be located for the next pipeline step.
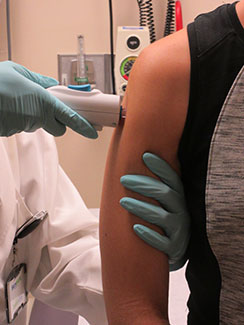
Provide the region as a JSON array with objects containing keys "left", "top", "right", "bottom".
[
  {"left": 145, "top": 0, "right": 156, "bottom": 43},
  {"left": 6, "top": 0, "right": 11, "bottom": 60},
  {"left": 137, "top": 0, "right": 147, "bottom": 26},
  {"left": 164, "top": 0, "right": 175, "bottom": 37},
  {"left": 137, "top": 0, "right": 156, "bottom": 43},
  {"left": 108, "top": 0, "right": 116, "bottom": 94}
]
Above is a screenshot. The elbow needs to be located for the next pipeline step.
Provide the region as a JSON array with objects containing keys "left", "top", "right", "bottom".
[{"left": 106, "top": 298, "right": 169, "bottom": 325}]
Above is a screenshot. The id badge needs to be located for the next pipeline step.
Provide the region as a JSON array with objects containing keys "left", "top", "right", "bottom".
[{"left": 5, "top": 264, "right": 28, "bottom": 324}]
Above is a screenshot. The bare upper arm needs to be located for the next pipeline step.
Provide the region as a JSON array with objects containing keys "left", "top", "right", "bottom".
[
  {"left": 123, "top": 28, "right": 190, "bottom": 170},
  {"left": 99, "top": 28, "right": 190, "bottom": 324}
]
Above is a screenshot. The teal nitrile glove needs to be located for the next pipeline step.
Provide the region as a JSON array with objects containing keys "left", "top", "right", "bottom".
[
  {"left": 120, "top": 153, "right": 190, "bottom": 271},
  {"left": 0, "top": 61, "right": 97, "bottom": 138}
]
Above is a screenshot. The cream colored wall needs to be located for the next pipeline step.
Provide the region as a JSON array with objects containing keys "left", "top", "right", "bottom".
[
  {"left": 0, "top": 0, "right": 237, "bottom": 207},
  {"left": 182, "top": 0, "right": 235, "bottom": 24},
  {"left": 0, "top": 1, "right": 7, "bottom": 60}
]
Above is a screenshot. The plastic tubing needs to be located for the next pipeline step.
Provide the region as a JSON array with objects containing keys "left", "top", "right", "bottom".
[{"left": 176, "top": 1, "right": 183, "bottom": 31}]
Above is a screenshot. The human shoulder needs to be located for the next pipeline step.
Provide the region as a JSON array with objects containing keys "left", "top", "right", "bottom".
[
  {"left": 123, "top": 28, "right": 190, "bottom": 170},
  {"left": 128, "top": 28, "right": 190, "bottom": 90}
]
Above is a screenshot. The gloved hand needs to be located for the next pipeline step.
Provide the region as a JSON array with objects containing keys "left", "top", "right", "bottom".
[
  {"left": 120, "top": 152, "right": 190, "bottom": 271},
  {"left": 0, "top": 61, "right": 97, "bottom": 138}
]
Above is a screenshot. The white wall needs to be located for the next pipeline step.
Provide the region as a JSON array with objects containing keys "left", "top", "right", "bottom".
[
  {"left": 182, "top": 0, "right": 233, "bottom": 25},
  {"left": 0, "top": 0, "right": 236, "bottom": 207}
]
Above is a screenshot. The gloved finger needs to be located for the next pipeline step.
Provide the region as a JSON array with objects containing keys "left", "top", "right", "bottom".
[
  {"left": 2, "top": 129, "right": 21, "bottom": 137},
  {"left": 45, "top": 94, "right": 98, "bottom": 139},
  {"left": 120, "top": 197, "right": 172, "bottom": 235},
  {"left": 55, "top": 104, "right": 98, "bottom": 138},
  {"left": 133, "top": 224, "right": 171, "bottom": 255},
  {"left": 169, "top": 256, "right": 188, "bottom": 272},
  {"left": 43, "top": 121, "right": 66, "bottom": 136},
  {"left": 120, "top": 174, "right": 182, "bottom": 212},
  {"left": 13, "top": 62, "right": 58, "bottom": 88},
  {"left": 143, "top": 152, "right": 184, "bottom": 194}
]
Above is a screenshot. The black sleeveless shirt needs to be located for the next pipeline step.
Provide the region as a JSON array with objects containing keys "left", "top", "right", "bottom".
[{"left": 178, "top": 2, "right": 244, "bottom": 323}]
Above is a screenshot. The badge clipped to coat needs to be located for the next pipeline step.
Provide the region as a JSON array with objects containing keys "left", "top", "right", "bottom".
[
  {"left": 5, "top": 263, "right": 28, "bottom": 324},
  {"left": 4, "top": 189, "right": 48, "bottom": 323}
]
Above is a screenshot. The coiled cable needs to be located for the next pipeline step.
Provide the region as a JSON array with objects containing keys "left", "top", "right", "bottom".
[
  {"left": 137, "top": 0, "right": 156, "bottom": 43},
  {"left": 164, "top": 0, "right": 175, "bottom": 37}
]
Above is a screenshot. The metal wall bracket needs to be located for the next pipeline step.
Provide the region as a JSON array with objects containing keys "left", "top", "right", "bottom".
[{"left": 57, "top": 54, "right": 113, "bottom": 94}]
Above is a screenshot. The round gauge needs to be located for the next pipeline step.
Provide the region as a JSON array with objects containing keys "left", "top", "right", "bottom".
[{"left": 120, "top": 56, "right": 137, "bottom": 81}]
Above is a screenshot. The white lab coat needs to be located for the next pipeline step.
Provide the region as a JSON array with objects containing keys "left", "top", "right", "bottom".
[{"left": 0, "top": 130, "right": 107, "bottom": 325}]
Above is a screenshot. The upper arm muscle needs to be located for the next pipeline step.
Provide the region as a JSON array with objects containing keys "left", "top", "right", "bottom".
[{"left": 99, "top": 28, "right": 190, "bottom": 324}]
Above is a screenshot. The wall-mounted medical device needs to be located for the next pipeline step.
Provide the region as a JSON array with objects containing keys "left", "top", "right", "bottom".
[
  {"left": 48, "top": 85, "right": 125, "bottom": 131},
  {"left": 114, "top": 26, "right": 150, "bottom": 96}
]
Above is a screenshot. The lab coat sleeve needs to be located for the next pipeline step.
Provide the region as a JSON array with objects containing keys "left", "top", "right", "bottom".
[
  {"left": 32, "top": 169, "right": 107, "bottom": 324},
  {"left": 0, "top": 130, "right": 107, "bottom": 325},
  {"left": 30, "top": 167, "right": 107, "bottom": 325}
]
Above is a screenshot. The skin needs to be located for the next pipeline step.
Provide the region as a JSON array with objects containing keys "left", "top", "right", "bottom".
[
  {"left": 99, "top": 1, "right": 244, "bottom": 323},
  {"left": 100, "top": 28, "right": 190, "bottom": 324},
  {"left": 237, "top": 0, "right": 244, "bottom": 26}
]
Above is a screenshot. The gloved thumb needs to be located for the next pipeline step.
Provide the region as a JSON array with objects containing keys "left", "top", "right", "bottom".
[
  {"left": 169, "top": 257, "right": 187, "bottom": 272},
  {"left": 13, "top": 62, "right": 58, "bottom": 88}
]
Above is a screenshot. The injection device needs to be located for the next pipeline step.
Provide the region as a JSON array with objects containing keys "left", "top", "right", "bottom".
[
  {"left": 47, "top": 85, "right": 124, "bottom": 131},
  {"left": 48, "top": 32, "right": 124, "bottom": 131}
]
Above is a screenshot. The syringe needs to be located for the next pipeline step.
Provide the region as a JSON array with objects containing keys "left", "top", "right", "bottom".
[{"left": 75, "top": 35, "right": 88, "bottom": 85}]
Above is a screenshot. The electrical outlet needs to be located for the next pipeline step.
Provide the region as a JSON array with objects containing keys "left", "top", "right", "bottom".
[{"left": 57, "top": 54, "right": 113, "bottom": 94}]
